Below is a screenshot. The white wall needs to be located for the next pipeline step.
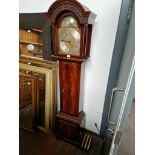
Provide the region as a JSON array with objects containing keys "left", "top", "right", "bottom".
[{"left": 19, "top": 0, "right": 122, "bottom": 133}]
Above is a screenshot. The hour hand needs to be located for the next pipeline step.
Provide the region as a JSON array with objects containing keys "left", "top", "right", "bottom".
[
  {"left": 61, "top": 40, "right": 73, "bottom": 48},
  {"left": 61, "top": 40, "right": 71, "bottom": 43}
]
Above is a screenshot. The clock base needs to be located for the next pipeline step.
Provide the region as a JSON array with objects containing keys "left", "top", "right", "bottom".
[{"left": 55, "top": 111, "right": 85, "bottom": 145}]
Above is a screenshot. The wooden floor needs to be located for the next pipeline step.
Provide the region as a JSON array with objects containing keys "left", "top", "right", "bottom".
[{"left": 19, "top": 129, "right": 104, "bottom": 155}]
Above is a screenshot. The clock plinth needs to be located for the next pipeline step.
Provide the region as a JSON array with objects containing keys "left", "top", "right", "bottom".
[{"left": 55, "top": 111, "right": 85, "bottom": 145}]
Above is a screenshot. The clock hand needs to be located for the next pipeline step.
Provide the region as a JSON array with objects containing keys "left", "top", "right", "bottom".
[
  {"left": 61, "top": 40, "right": 73, "bottom": 49},
  {"left": 61, "top": 40, "right": 71, "bottom": 43}
]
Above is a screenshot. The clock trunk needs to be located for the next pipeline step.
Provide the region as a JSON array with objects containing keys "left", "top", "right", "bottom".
[
  {"left": 55, "top": 60, "right": 85, "bottom": 144},
  {"left": 59, "top": 61, "right": 84, "bottom": 116}
]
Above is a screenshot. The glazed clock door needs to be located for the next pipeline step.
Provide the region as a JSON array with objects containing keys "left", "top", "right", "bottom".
[
  {"left": 58, "top": 16, "right": 81, "bottom": 56},
  {"left": 59, "top": 61, "right": 81, "bottom": 116}
]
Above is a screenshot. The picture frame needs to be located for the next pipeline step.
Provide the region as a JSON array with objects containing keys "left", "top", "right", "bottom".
[{"left": 19, "top": 63, "right": 56, "bottom": 133}]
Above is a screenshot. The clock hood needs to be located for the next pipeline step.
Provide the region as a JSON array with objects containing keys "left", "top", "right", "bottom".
[{"left": 46, "top": 0, "right": 96, "bottom": 25}]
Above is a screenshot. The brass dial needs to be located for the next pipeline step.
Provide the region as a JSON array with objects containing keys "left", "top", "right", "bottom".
[{"left": 58, "top": 16, "right": 80, "bottom": 56}]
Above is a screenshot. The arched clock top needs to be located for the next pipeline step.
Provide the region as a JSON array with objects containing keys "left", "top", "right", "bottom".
[
  {"left": 45, "top": 0, "right": 97, "bottom": 61},
  {"left": 46, "top": 0, "right": 96, "bottom": 24}
]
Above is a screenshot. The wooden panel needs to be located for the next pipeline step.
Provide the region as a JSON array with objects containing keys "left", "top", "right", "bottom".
[
  {"left": 55, "top": 112, "right": 85, "bottom": 143},
  {"left": 19, "top": 56, "right": 56, "bottom": 70},
  {"left": 19, "top": 28, "right": 43, "bottom": 58},
  {"left": 19, "top": 76, "right": 32, "bottom": 107},
  {"left": 19, "top": 29, "right": 43, "bottom": 44},
  {"left": 19, "top": 13, "right": 53, "bottom": 61},
  {"left": 42, "top": 23, "right": 53, "bottom": 60},
  {"left": 59, "top": 61, "right": 81, "bottom": 116},
  {"left": 19, "top": 73, "right": 38, "bottom": 130},
  {"left": 85, "top": 25, "right": 92, "bottom": 58},
  {"left": 19, "top": 70, "right": 45, "bottom": 102},
  {"left": 56, "top": 119, "right": 79, "bottom": 141},
  {"left": 38, "top": 74, "right": 45, "bottom": 101},
  {"left": 19, "top": 13, "right": 47, "bottom": 30}
]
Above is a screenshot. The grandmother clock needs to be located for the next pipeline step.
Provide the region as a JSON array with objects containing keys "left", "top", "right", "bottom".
[{"left": 46, "top": 0, "right": 96, "bottom": 146}]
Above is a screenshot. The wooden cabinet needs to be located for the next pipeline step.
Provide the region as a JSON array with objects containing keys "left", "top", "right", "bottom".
[
  {"left": 19, "top": 13, "right": 53, "bottom": 61},
  {"left": 19, "top": 73, "right": 38, "bottom": 131},
  {"left": 19, "top": 75, "right": 32, "bottom": 107},
  {"left": 19, "top": 69, "right": 45, "bottom": 107},
  {"left": 19, "top": 13, "right": 57, "bottom": 133},
  {"left": 19, "top": 28, "right": 43, "bottom": 58}
]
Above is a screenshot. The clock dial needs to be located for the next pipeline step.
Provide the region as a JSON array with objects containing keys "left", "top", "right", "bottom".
[
  {"left": 58, "top": 16, "right": 80, "bottom": 56},
  {"left": 60, "top": 16, "right": 78, "bottom": 28}
]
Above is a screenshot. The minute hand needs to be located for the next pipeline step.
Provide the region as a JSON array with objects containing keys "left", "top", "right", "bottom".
[
  {"left": 62, "top": 40, "right": 73, "bottom": 48},
  {"left": 61, "top": 40, "right": 71, "bottom": 43}
]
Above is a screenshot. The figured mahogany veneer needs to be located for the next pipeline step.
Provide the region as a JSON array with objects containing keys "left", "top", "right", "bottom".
[
  {"left": 55, "top": 112, "right": 85, "bottom": 143},
  {"left": 59, "top": 61, "right": 81, "bottom": 116}
]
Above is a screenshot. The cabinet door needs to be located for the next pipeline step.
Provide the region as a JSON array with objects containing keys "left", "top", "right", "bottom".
[
  {"left": 19, "top": 76, "right": 32, "bottom": 107},
  {"left": 59, "top": 61, "right": 81, "bottom": 116},
  {"left": 19, "top": 73, "right": 38, "bottom": 130}
]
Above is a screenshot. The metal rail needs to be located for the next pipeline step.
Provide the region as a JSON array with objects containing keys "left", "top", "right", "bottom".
[{"left": 107, "top": 87, "right": 124, "bottom": 125}]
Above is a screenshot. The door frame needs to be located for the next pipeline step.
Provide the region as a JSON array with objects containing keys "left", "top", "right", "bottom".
[
  {"left": 109, "top": 57, "right": 135, "bottom": 155},
  {"left": 100, "top": 0, "right": 135, "bottom": 137}
]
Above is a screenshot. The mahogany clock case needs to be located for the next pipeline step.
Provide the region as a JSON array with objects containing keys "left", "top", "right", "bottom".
[{"left": 46, "top": 0, "right": 96, "bottom": 146}]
